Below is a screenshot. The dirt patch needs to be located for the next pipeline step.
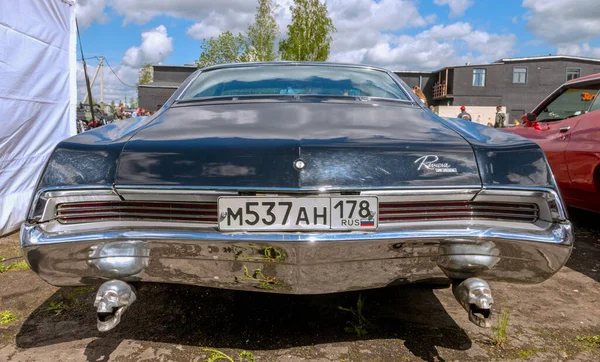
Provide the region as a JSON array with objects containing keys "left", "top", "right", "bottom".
[{"left": 1, "top": 209, "right": 599, "bottom": 361}]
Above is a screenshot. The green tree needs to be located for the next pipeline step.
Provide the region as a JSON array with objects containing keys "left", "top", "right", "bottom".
[
  {"left": 279, "top": 0, "right": 336, "bottom": 61},
  {"left": 247, "top": 0, "right": 279, "bottom": 61},
  {"left": 110, "top": 100, "right": 115, "bottom": 109},
  {"left": 197, "top": 31, "right": 252, "bottom": 68},
  {"left": 138, "top": 63, "right": 153, "bottom": 85}
]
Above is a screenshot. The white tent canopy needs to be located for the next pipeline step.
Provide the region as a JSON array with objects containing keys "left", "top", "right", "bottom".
[{"left": 0, "top": 0, "right": 76, "bottom": 235}]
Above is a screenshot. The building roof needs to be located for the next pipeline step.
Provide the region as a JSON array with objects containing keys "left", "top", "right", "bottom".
[
  {"left": 393, "top": 70, "right": 434, "bottom": 74},
  {"left": 152, "top": 64, "right": 198, "bottom": 70},
  {"left": 496, "top": 55, "right": 600, "bottom": 64},
  {"left": 137, "top": 80, "right": 181, "bottom": 89},
  {"left": 393, "top": 55, "right": 600, "bottom": 74}
]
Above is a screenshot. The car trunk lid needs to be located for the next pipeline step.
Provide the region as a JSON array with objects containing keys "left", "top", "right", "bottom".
[{"left": 115, "top": 101, "right": 481, "bottom": 189}]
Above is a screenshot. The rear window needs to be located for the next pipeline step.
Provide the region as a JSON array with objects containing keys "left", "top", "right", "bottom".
[{"left": 179, "top": 65, "right": 409, "bottom": 101}]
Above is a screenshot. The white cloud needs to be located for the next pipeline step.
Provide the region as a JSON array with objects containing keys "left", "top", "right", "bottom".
[
  {"left": 122, "top": 25, "right": 174, "bottom": 67},
  {"left": 332, "top": 21, "right": 516, "bottom": 70},
  {"left": 110, "top": 0, "right": 257, "bottom": 24},
  {"left": 463, "top": 30, "right": 517, "bottom": 61},
  {"left": 327, "top": 0, "right": 434, "bottom": 69},
  {"left": 417, "top": 22, "right": 473, "bottom": 40},
  {"left": 433, "top": 0, "right": 475, "bottom": 18},
  {"left": 75, "top": 0, "right": 260, "bottom": 35},
  {"left": 77, "top": 61, "right": 138, "bottom": 105},
  {"left": 75, "top": 0, "right": 109, "bottom": 28},
  {"left": 186, "top": 0, "right": 293, "bottom": 40},
  {"left": 361, "top": 37, "right": 458, "bottom": 70},
  {"left": 557, "top": 43, "right": 600, "bottom": 58},
  {"left": 329, "top": 0, "right": 427, "bottom": 52},
  {"left": 523, "top": 0, "right": 600, "bottom": 45},
  {"left": 424, "top": 14, "right": 438, "bottom": 24},
  {"left": 186, "top": 9, "right": 254, "bottom": 39},
  {"left": 186, "top": 22, "right": 222, "bottom": 40}
]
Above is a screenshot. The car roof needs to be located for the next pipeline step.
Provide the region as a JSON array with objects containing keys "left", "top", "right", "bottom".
[
  {"left": 198, "top": 61, "right": 393, "bottom": 73},
  {"left": 566, "top": 72, "right": 600, "bottom": 84}
]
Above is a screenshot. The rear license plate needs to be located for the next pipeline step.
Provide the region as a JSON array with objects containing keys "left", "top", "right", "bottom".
[{"left": 218, "top": 197, "right": 378, "bottom": 231}]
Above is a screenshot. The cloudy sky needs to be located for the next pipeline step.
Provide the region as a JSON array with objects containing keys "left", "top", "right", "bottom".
[{"left": 75, "top": 0, "right": 600, "bottom": 103}]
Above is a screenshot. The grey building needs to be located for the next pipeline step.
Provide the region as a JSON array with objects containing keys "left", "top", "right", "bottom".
[
  {"left": 138, "top": 65, "right": 196, "bottom": 111},
  {"left": 395, "top": 55, "right": 600, "bottom": 123}
]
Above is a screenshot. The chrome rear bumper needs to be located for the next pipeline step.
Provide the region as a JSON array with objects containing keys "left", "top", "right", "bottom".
[{"left": 21, "top": 220, "right": 573, "bottom": 294}]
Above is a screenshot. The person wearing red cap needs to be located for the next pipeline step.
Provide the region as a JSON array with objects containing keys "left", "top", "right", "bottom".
[{"left": 457, "top": 105, "right": 472, "bottom": 121}]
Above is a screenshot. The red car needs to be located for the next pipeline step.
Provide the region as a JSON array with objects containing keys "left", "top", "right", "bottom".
[{"left": 506, "top": 73, "right": 600, "bottom": 213}]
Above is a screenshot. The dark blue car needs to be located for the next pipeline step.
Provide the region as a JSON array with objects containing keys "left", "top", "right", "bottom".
[{"left": 21, "top": 63, "right": 572, "bottom": 331}]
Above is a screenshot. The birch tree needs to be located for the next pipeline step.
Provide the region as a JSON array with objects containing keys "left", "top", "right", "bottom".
[
  {"left": 279, "top": 0, "right": 336, "bottom": 61},
  {"left": 247, "top": 0, "right": 279, "bottom": 61}
]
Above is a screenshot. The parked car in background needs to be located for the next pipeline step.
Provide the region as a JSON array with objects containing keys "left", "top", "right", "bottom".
[
  {"left": 22, "top": 63, "right": 572, "bottom": 332},
  {"left": 505, "top": 73, "right": 600, "bottom": 213}
]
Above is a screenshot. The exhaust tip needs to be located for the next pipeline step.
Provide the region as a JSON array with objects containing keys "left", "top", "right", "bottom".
[
  {"left": 93, "top": 280, "right": 137, "bottom": 332},
  {"left": 469, "top": 304, "right": 492, "bottom": 328},
  {"left": 452, "top": 277, "right": 493, "bottom": 328}
]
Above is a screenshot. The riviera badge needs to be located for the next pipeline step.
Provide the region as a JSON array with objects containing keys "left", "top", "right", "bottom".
[{"left": 415, "top": 155, "right": 458, "bottom": 173}]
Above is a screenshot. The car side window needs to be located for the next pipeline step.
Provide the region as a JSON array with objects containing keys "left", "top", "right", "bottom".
[
  {"left": 588, "top": 89, "right": 600, "bottom": 113},
  {"left": 537, "top": 85, "right": 600, "bottom": 122}
]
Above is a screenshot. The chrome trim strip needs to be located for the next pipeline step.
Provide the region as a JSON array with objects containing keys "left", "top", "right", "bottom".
[
  {"left": 191, "top": 61, "right": 398, "bottom": 74},
  {"left": 360, "top": 188, "right": 479, "bottom": 199},
  {"left": 114, "top": 185, "right": 485, "bottom": 193},
  {"left": 173, "top": 69, "right": 202, "bottom": 101},
  {"left": 116, "top": 189, "right": 237, "bottom": 196},
  {"left": 23, "top": 221, "right": 571, "bottom": 247}
]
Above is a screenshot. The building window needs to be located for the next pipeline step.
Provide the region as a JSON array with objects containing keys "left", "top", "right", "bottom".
[
  {"left": 513, "top": 67, "right": 527, "bottom": 83},
  {"left": 566, "top": 68, "right": 581, "bottom": 81},
  {"left": 473, "top": 69, "right": 486, "bottom": 87}
]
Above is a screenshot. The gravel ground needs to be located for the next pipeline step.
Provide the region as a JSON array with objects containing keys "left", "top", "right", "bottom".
[{"left": 0, "top": 208, "right": 599, "bottom": 362}]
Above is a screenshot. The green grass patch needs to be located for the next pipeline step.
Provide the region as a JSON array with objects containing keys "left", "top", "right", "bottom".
[
  {"left": 338, "top": 294, "right": 374, "bottom": 337},
  {"left": 0, "top": 310, "right": 17, "bottom": 325},
  {"left": 515, "top": 346, "right": 543, "bottom": 359},
  {"left": 0, "top": 258, "right": 29, "bottom": 273},
  {"left": 47, "top": 301, "right": 70, "bottom": 315},
  {"left": 7, "top": 260, "right": 29, "bottom": 271},
  {"left": 576, "top": 335, "right": 600, "bottom": 348},
  {"left": 491, "top": 308, "right": 510, "bottom": 347},
  {"left": 71, "top": 286, "right": 96, "bottom": 296},
  {"left": 202, "top": 348, "right": 255, "bottom": 362}
]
